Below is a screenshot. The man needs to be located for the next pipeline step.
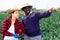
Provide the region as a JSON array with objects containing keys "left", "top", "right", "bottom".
[{"left": 21, "top": 3, "right": 54, "bottom": 40}]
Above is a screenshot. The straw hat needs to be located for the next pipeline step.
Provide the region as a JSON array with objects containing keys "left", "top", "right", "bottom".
[
  {"left": 7, "top": 7, "right": 20, "bottom": 14},
  {"left": 21, "top": 3, "right": 32, "bottom": 10}
]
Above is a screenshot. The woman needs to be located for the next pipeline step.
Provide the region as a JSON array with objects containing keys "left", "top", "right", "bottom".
[{"left": 2, "top": 7, "right": 25, "bottom": 40}]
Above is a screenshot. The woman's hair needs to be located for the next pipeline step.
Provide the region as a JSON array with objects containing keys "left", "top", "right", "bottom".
[
  {"left": 9, "top": 11, "right": 15, "bottom": 18},
  {"left": 9, "top": 11, "right": 15, "bottom": 14}
]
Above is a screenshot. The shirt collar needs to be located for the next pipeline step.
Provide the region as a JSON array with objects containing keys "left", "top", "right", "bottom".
[{"left": 25, "top": 11, "right": 32, "bottom": 17}]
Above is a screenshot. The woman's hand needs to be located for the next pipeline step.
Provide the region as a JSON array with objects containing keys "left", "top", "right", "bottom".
[{"left": 12, "top": 34, "right": 19, "bottom": 38}]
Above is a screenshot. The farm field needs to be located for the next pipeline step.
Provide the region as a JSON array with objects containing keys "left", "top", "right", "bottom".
[{"left": 0, "top": 12, "right": 60, "bottom": 40}]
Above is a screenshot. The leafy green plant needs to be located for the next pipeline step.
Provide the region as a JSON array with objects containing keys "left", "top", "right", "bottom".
[{"left": 0, "top": 12, "right": 60, "bottom": 40}]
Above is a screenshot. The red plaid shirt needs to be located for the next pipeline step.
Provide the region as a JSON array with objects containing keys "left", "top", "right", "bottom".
[{"left": 2, "top": 17, "right": 26, "bottom": 40}]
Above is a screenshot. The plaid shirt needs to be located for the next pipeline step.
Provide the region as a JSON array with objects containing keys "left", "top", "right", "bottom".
[{"left": 2, "top": 17, "right": 26, "bottom": 40}]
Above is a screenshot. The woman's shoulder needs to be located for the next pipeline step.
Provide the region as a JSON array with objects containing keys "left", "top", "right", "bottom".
[
  {"left": 3, "top": 18, "right": 11, "bottom": 23},
  {"left": 16, "top": 19, "right": 22, "bottom": 23}
]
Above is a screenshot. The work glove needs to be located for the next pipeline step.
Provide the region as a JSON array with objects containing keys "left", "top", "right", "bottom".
[{"left": 12, "top": 34, "right": 19, "bottom": 38}]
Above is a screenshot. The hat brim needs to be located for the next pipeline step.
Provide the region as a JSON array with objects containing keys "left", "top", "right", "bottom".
[
  {"left": 21, "top": 5, "right": 32, "bottom": 11},
  {"left": 7, "top": 9, "right": 20, "bottom": 14}
]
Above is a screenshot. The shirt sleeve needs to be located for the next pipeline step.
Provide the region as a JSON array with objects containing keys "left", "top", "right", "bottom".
[
  {"left": 2, "top": 20, "right": 13, "bottom": 36},
  {"left": 36, "top": 11, "right": 52, "bottom": 19},
  {"left": 19, "top": 21, "right": 26, "bottom": 35}
]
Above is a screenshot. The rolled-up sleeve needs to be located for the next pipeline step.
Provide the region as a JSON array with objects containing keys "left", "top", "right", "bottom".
[{"left": 36, "top": 11, "right": 52, "bottom": 19}]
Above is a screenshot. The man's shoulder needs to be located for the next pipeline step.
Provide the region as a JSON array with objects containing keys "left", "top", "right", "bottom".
[
  {"left": 22, "top": 16, "right": 26, "bottom": 21},
  {"left": 31, "top": 12, "right": 41, "bottom": 16},
  {"left": 32, "top": 12, "right": 41, "bottom": 14}
]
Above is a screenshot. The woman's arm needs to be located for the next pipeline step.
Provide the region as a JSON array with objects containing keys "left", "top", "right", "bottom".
[
  {"left": 18, "top": 21, "right": 26, "bottom": 35},
  {"left": 2, "top": 20, "right": 13, "bottom": 36}
]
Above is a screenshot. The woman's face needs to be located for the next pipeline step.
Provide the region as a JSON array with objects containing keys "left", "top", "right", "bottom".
[{"left": 12, "top": 10, "right": 20, "bottom": 18}]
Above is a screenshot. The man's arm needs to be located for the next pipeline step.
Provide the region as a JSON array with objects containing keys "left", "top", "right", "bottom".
[
  {"left": 37, "top": 11, "right": 52, "bottom": 18},
  {"left": 36, "top": 8, "right": 54, "bottom": 19}
]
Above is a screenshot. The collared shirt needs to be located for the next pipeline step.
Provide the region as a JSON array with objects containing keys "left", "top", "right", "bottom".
[
  {"left": 4, "top": 25, "right": 18, "bottom": 40},
  {"left": 8, "top": 25, "right": 15, "bottom": 34},
  {"left": 22, "top": 11, "right": 52, "bottom": 37},
  {"left": 2, "top": 18, "right": 26, "bottom": 40}
]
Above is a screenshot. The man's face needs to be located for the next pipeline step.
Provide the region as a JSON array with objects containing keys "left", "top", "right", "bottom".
[{"left": 23, "top": 7, "right": 31, "bottom": 15}]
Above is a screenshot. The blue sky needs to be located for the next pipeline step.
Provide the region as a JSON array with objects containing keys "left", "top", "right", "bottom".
[{"left": 0, "top": 0, "right": 60, "bottom": 11}]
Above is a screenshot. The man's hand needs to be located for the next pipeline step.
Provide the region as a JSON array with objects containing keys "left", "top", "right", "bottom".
[{"left": 49, "top": 8, "right": 55, "bottom": 13}]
